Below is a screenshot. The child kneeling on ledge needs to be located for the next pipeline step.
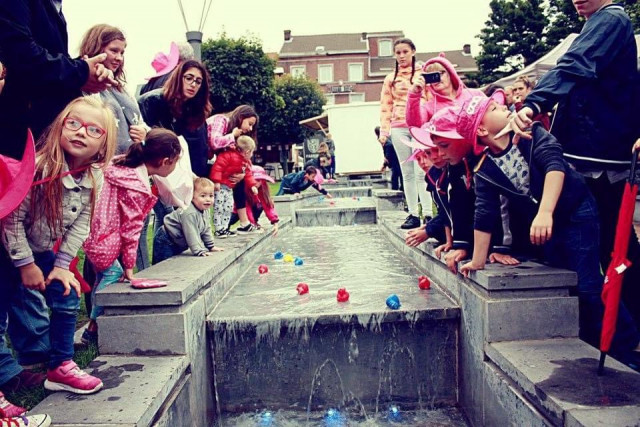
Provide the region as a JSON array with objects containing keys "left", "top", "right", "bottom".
[{"left": 153, "top": 177, "right": 224, "bottom": 264}]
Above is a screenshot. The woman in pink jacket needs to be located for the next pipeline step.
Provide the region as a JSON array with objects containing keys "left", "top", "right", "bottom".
[
  {"left": 405, "top": 54, "right": 485, "bottom": 131},
  {"left": 378, "top": 38, "right": 433, "bottom": 230},
  {"left": 82, "top": 128, "right": 181, "bottom": 343}
]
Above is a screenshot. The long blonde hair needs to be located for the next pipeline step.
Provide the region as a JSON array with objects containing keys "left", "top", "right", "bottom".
[{"left": 32, "top": 97, "right": 117, "bottom": 234}]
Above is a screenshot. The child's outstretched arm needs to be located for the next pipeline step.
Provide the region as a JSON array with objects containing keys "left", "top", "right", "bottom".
[
  {"left": 460, "top": 230, "right": 491, "bottom": 277},
  {"left": 531, "top": 171, "right": 563, "bottom": 246}
]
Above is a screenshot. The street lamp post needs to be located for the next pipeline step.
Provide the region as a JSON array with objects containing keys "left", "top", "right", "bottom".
[{"left": 177, "top": 0, "right": 213, "bottom": 61}]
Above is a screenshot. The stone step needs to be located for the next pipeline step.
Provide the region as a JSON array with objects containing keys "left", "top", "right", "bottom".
[
  {"left": 327, "top": 186, "right": 372, "bottom": 198},
  {"left": 31, "top": 355, "right": 188, "bottom": 426},
  {"left": 295, "top": 197, "right": 377, "bottom": 226},
  {"left": 486, "top": 338, "right": 640, "bottom": 426}
]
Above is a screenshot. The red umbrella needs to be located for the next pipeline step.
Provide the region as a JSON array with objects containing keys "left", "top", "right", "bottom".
[{"left": 598, "top": 149, "right": 639, "bottom": 375}]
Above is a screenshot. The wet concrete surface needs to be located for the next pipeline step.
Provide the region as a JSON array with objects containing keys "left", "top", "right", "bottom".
[{"left": 209, "top": 225, "right": 458, "bottom": 321}]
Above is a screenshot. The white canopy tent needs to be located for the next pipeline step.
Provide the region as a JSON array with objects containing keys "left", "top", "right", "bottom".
[{"left": 494, "top": 34, "right": 640, "bottom": 88}]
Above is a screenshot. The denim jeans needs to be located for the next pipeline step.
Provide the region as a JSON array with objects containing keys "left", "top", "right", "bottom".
[
  {"left": 0, "top": 250, "right": 80, "bottom": 375},
  {"left": 90, "top": 260, "right": 123, "bottom": 320},
  {"left": 152, "top": 226, "right": 184, "bottom": 265},
  {"left": 544, "top": 196, "right": 640, "bottom": 356}
]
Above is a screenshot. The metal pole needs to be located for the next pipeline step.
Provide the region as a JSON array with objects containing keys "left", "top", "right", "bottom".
[{"left": 186, "top": 31, "right": 203, "bottom": 61}]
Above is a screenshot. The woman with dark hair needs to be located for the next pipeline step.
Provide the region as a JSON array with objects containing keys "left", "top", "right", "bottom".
[
  {"left": 138, "top": 60, "right": 213, "bottom": 177},
  {"left": 379, "top": 38, "right": 432, "bottom": 229}
]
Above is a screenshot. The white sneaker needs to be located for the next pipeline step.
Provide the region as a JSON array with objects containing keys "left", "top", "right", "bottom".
[{"left": 0, "top": 414, "right": 51, "bottom": 427}]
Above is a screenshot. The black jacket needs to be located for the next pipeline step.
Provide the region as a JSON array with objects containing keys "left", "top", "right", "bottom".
[
  {"left": 524, "top": 4, "right": 639, "bottom": 170},
  {"left": 425, "top": 166, "right": 451, "bottom": 241},
  {"left": 474, "top": 124, "right": 590, "bottom": 254},
  {"left": 0, "top": 0, "right": 89, "bottom": 159},
  {"left": 448, "top": 156, "right": 507, "bottom": 254},
  {"left": 138, "top": 89, "right": 209, "bottom": 177}
]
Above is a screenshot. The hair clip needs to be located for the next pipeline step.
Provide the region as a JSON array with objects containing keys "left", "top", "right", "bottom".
[{"left": 141, "top": 140, "right": 146, "bottom": 147}]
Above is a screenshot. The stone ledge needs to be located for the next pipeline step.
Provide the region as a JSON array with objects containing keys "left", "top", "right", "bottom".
[
  {"left": 31, "top": 355, "right": 188, "bottom": 426},
  {"left": 372, "top": 188, "right": 404, "bottom": 198},
  {"left": 96, "top": 217, "right": 292, "bottom": 308},
  {"left": 486, "top": 338, "right": 640, "bottom": 425},
  {"left": 377, "top": 210, "right": 577, "bottom": 293}
]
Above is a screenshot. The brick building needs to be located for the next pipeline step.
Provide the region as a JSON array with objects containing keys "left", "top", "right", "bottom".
[{"left": 276, "top": 30, "right": 478, "bottom": 105}]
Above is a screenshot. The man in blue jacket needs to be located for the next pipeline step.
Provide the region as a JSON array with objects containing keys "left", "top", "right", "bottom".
[
  {"left": 0, "top": 0, "right": 115, "bottom": 160},
  {"left": 511, "top": 1, "right": 640, "bottom": 326}
]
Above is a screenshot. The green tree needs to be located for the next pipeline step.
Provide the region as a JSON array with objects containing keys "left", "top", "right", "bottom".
[
  {"left": 260, "top": 75, "right": 325, "bottom": 171},
  {"left": 545, "top": 0, "right": 583, "bottom": 48},
  {"left": 201, "top": 34, "right": 278, "bottom": 116},
  {"left": 475, "top": 0, "right": 548, "bottom": 84}
]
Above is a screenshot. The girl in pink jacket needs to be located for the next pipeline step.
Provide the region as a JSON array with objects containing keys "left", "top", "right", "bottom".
[
  {"left": 83, "top": 128, "right": 181, "bottom": 342},
  {"left": 405, "top": 54, "right": 485, "bottom": 129}
]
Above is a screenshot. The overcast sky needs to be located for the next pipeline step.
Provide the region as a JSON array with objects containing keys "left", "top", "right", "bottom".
[{"left": 63, "top": 0, "right": 493, "bottom": 92}]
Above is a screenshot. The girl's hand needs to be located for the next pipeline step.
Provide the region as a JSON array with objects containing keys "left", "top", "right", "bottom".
[
  {"left": 46, "top": 267, "right": 80, "bottom": 297},
  {"left": 444, "top": 249, "right": 468, "bottom": 275},
  {"left": 129, "top": 125, "right": 148, "bottom": 143},
  {"left": 460, "top": 260, "right": 485, "bottom": 278},
  {"left": 228, "top": 173, "right": 245, "bottom": 184},
  {"left": 325, "top": 193, "right": 333, "bottom": 199},
  {"left": 434, "top": 242, "right": 452, "bottom": 259},
  {"left": 214, "top": 183, "right": 221, "bottom": 191},
  {"left": 411, "top": 77, "right": 425, "bottom": 94},
  {"left": 530, "top": 211, "right": 553, "bottom": 245},
  {"left": 272, "top": 223, "right": 279, "bottom": 237},
  {"left": 19, "top": 263, "right": 46, "bottom": 291},
  {"left": 122, "top": 268, "right": 135, "bottom": 282},
  {"left": 209, "top": 247, "right": 224, "bottom": 253},
  {"left": 251, "top": 186, "right": 259, "bottom": 195},
  {"left": 232, "top": 128, "right": 243, "bottom": 138},
  {"left": 489, "top": 253, "right": 520, "bottom": 265},
  {"left": 378, "top": 135, "right": 387, "bottom": 145},
  {"left": 405, "top": 227, "right": 428, "bottom": 247}
]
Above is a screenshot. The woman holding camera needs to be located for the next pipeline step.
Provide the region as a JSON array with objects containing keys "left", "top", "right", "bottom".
[
  {"left": 405, "top": 54, "right": 484, "bottom": 131},
  {"left": 378, "top": 38, "right": 432, "bottom": 229}
]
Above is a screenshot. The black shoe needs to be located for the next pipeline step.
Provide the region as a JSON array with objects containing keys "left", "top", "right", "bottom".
[{"left": 400, "top": 215, "right": 420, "bottom": 229}]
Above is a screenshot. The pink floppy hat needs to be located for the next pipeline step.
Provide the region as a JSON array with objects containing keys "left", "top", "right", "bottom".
[
  {"left": 147, "top": 42, "right": 180, "bottom": 80},
  {"left": 456, "top": 90, "right": 506, "bottom": 155},
  {"left": 0, "top": 130, "right": 36, "bottom": 219},
  {"left": 251, "top": 165, "right": 275, "bottom": 183},
  {"left": 409, "top": 106, "right": 464, "bottom": 148}
]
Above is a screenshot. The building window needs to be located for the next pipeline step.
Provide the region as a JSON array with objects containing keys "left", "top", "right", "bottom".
[
  {"left": 325, "top": 94, "right": 335, "bottom": 105},
  {"left": 290, "top": 65, "right": 306, "bottom": 77},
  {"left": 348, "top": 63, "right": 364, "bottom": 82},
  {"left": 349, "top": 93, "right": 365, "bottom": 103},
  {"left": 318, "top": 64, "right": 333, "bottom": 84},
  {"left": 378, "top": 39, "right": 393, "bottom": 57}
]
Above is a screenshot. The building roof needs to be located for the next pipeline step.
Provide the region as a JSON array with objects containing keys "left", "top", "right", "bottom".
[
  {"left": 370, "top": 50, "right": 478, "bottom": 75},
  {"left": 280, "top": 32, "right": 368, "bottom": 57}
]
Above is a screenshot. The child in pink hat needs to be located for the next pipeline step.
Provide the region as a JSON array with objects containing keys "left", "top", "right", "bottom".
[
  {"left": 410, "top": 106, "right": 516, "bottom": 274},
  {"left": 456, "top": 90, "right": 640, "bottom": 360}
]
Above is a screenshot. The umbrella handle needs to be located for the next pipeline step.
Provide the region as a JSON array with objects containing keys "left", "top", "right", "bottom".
[{"left": 631, "top": 148, "right": 639, "bottom": 186}]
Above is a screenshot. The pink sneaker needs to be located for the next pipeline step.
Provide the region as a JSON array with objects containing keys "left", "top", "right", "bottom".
[
  {"left": 0, "top": 392, "right": 25, "bottom": 417},
  {"left": 0, "top": 414, "right": 51, "bottom": 427},
  {"left": 44, "top": 361, "right": 103, "bottom": 394}
]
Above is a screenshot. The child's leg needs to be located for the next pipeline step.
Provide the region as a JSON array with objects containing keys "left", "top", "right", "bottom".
[
  {"left": 43, "top": 269, "right": 81, "bottom": 370},
  {"left": 414, "top": 160, "right": 433, "bottom": 217},
  {"left": 152, "top": 226, "right": 182, "bottom": 264},
  {"left": 276, "top": 181, "right": 285, "bottom": 196},
  {"left": 229, "top": 212, "right": 240, "bottom": 227},
  {"left": 90, "top": 260, "right": 124, "bottom": 321},
  {"left": 136, "top": 213, "right": 151, "bottom": 271},
  {"left": 233, "top": 181, "right": 250, "bottom": 226},
  {"left": 4, "top": 252, "right": 51, "bottom": 367},
  {"left": 213, "top": 185, "right": 234, "bottom": 231},
  {"left": 0, "top": 254, "right": 33, "bottom": 386}
]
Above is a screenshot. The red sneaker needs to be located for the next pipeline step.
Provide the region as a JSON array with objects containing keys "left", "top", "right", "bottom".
[
  {"left": 44, "top": 361, "right": 103, "bottom": 394},
  {"left": 0, "top": 392, "right": 26, "bottom": 417},
  {"left": 0, "top": 414, "right": 51, "bottom": 427}
]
